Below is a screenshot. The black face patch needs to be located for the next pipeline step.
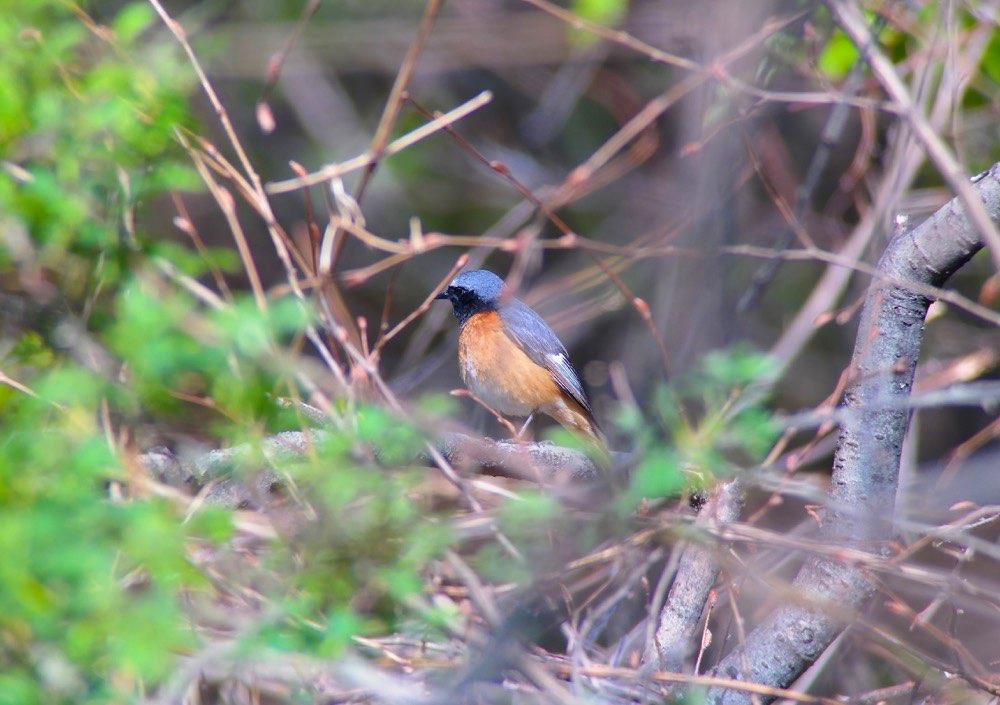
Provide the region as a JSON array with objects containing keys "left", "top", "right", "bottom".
[
  {"left": 438, "top": 270, "right": 505, "bottom": 323},
  {"left": 447, "top": 286, "right": 493, "bottom": 324}
]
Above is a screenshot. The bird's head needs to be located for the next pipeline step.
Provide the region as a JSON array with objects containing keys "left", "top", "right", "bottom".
[{"left": 435, "top": 269, "right": 506, "bottom": 323}]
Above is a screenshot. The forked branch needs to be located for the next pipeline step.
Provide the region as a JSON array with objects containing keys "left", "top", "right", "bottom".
[{"left": 705, "top": 164, "right": 1000, "bottom": 704}]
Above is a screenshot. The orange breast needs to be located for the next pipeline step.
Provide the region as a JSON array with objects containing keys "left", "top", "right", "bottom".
[{"left": 458, "top": 311, "right": 561, "bottom": 417}]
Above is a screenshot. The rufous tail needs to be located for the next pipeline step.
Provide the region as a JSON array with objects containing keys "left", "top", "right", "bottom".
[{"left": 548, "top": 394, "right": 608, "bottom": 453}]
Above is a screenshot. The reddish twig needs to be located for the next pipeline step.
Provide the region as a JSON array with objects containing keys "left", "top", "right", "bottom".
[
  {"left": 372, "top": 254, "right": 469, "bottom": 356},
  {"left": 706, "top": 164, "right": 1000, "bottom": 705},
  {"left": 828, "top": 0, "right": 1000, "bottom": 273},
  {"left": 255, "top": 0, "right": 321, "bottom": 133},
  {"left": 450, "top": 389, "right": 519, "bottom": 440}
]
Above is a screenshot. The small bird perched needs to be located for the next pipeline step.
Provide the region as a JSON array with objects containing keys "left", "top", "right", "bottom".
[{"left": 435, "top": 269, "right": 603, "bottom": 445}]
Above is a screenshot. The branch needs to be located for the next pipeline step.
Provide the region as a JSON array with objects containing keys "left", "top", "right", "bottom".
[
  {"left": 827, "top": 0, "right": 1000, "bottom": 272},
  {"left": 705, "top": 163, "right": 1000, "bottom": 705},
  {"left": 645, "top": 480, "right": 744, "bottom": 672},
  {"left": 141, "top": 430, "right": 600, "bottom": 509},
  {"left": 436, "top": 433, "right": 601, "bottom": 481},
  {"left": 264, "top": 92, "right": 493, "bottom": 194}
]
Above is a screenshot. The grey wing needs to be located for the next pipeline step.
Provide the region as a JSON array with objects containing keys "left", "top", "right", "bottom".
[{"left": 499, "top": 299, "right": 593, "bottom": 413}]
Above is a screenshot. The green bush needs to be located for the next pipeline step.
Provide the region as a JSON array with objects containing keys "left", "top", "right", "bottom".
[
  {"left": 0, "top": 3, "right": 784, "bottom": 702},
  {"left": 1, "top": 3, "right": 204, "bottom": 700}
]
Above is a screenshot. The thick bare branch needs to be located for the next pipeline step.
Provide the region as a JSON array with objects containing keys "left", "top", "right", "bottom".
[
  {"left": 645, "top": 480, "right": 744, "bottom": 672},
  {"left": 141, "top": 429, "right": 599, "bottom": 509},
  {"left": 706, "top": 163, "right": 1000, "bottom": 705}
]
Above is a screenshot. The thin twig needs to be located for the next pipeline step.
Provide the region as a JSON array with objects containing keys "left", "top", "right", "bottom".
[
  {"left": 266, "top": 91, "right": 494, "bottom": 194},
  {"left": 828, "top": 0, "right": 1000, "bottom": 272},
  {"left": 373, "top": 255, "right": 468, "bottom": 355}
]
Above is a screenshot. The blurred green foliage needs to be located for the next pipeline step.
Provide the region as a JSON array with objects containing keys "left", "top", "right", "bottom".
[
  {"left": 0, "top": 367, "right": 204, "bottom": 702},
  {"left": 259, "top": 427, "right": 454, "bottom": 656},
  {"left": 569, "top": 0, "right": 627, "bottom": 47},
  {"left": 984, "top": 31, "right": 1000, "bottom": 84},
  {"left": 617, "top": 347, "right": 778, "bottom": 508},
  {"left": 0, "top": 2, "right": 455, "bottom": 702},
  {"left": 0, "top": 0, "right": 197, "bottom": 293},
  {"left": 0, "top": 0, "right": 887, "bottom": 700},
  {"left": 817, "top": 30, "right": 859, "bottom": 80},
  {"left": 0, "top": 2, "right": 202, "bottom": 700}
]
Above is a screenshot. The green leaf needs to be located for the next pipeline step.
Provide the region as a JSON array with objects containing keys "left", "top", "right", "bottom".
[
  {"left": 34, "top": 368, "right": 105, "bottom": 409},
  {"left": 414, "top": 393, "right": 458, "bottom": 418},
  {"left": 143, "top": 160, "right": 201, "bottom": 192},
  {"left": 728, "top": 407, "right": 779, "bottom": 458},
  {"left": 627, "top": 448, "right": 684, "bottom": 501},
  {"left": 380, "top": 565, "right": 422, "bottom": 599},
  {"left": 113, "top": 3, "right": 155, "bottom": 44},
  {"left": 356, "top": 406, "right": 422, "bottom": 464},
  {"left": 268, "top": 296, "right": 315, "bottom": 336},
  {"left": 613, "top": 404, "right": 643, "bottom": 433},
  {"left": 214, "top": 298, "right": 272, "bottom": 357},
  {"left": 9, "top": 332, "right": 54, "bottom": 367},
  {"left": 982, "top": 30, "right": 1000, "bottom": 84},
  {"left": 573, "top": 0, "right": 627, "bottom": 25},
  {"left": 500, "top": 491, "right": 558, "bottom": 534},
  {"left": 701, "top": 346, "right": 774, "bottom": 387},
  {"left": 818, "top": 30, "right": 859, "bottom": 80},
  {"left": 317, "top": 608, "right": 362, "bottom": 656},
  {"left": 569, "top": 0, "right": 627, "bottom": 47},
  {"left": 109, "top": 592, "right": 189, "bottom": 680},
  {"left": 186, "top": 506, "right": 234, "bottom": 544}
]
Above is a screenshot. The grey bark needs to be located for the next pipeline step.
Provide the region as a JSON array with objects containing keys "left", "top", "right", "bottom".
[
  {"left": 645, "top": 480, "right": 744, "bottom": 672},
  {"left": 140, "top": 430, "right": 600, "bottom": 509},
  {"left": 706, "top": 164, "right": 1000, "bottom": 705}
]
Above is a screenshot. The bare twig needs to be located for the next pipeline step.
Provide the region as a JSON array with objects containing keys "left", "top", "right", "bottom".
[
  {"left": 373, "top": 255, "right": 468, "bottom": 355},
  {"left": 705, "top": 163, "right": 1000, "bottom": 705},
  {"left": 828, "top": 0, "right": 1000, "bottom": 272},
  {"left": 738, "top": 14, "right": 887, "bottom": 312},
  {"left": 266, "top": 91, "right": 494, "bottom": 194},
  {"left": 768, "top": 8, "right": 996, "bottom": 373},
  {"left": 256, "top": 0, "right": 321, "bottom": 133},
  {"left": 645, "top": 480, "right": 744, "bottom": 673},
  {"left": 321, "top": 0, "right": 444, "bottom": 275}
]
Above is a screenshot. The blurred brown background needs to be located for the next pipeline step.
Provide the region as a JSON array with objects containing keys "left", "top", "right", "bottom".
[{"left": 141, "top": 0, "right": 999, "bottom": 481}]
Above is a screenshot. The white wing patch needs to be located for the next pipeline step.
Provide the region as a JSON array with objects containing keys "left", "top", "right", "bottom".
[
  {"left": 546, "top": 353, "right": 573, "bottom": 381},
  {"left": 545, "top": 351, "right": 589, "bottom": 409}
]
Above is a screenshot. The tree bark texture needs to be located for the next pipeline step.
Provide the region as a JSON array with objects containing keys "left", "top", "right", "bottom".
[{"left": 705, "top": 164, "right": 999, "bottom": 705}]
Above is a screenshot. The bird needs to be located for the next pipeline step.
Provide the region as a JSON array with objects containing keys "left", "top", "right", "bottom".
[{"left": 435, "top": 269, "right": 603, "bottom": 446}]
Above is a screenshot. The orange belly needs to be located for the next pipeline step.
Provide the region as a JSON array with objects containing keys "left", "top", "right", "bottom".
[{"left": 458, "top": 311, "right": 560, "bottom": 417}]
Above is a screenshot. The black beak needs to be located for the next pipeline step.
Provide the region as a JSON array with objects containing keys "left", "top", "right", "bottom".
[{"left": 435, "top": 289, "right": 450, "bottom": 301}]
